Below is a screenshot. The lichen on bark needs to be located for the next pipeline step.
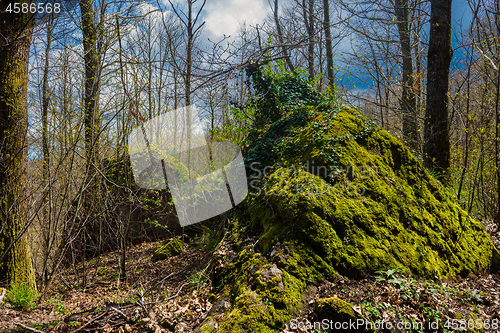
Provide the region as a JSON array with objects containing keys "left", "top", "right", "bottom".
[{"left": 0, "top": 2, "right": 36, "bottom": 292}]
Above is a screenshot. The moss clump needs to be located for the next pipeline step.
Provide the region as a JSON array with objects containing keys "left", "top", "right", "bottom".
[
  {"left": 198, "top": 317, "right": 217, "bottom": 333},
  {"left": 315, "top": 297, "right": 373, "bottom": 332},
  {"left": 217, "top": 247, "right": 305, "bottom": 332},
  {"left": 315, "top": 297, "right": 356, "bottom": 321},
  {"left": 152, "top": 239, "right": 183, "bottom": 262}
]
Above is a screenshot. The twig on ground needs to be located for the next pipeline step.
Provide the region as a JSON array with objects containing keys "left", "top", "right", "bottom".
[
  {"left": 72, "top": 312, "right": 107, "bottom": 333},
  {"left": 14, "top": 322, "right": 46, "bottom": 333},
  {"left": 109, "top": 306, "right": 130, "bottom": 321}
]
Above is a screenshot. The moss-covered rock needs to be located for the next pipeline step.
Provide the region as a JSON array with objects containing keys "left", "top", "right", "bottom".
[
  {"left": 315, "top": 297, "right": 357, "bottom": 322},
  {"left": 198, "top": 317, "right": 217, "bottom": 333},
  {"left": 216, "top": 247, "right": 304, "bottom": 332},
  {"left": 245, "top": 106, "right": 499, "bottom": 279},
  {"left": 314, "top": 297, "right": 374, "bottom": 332},
  {"left": 214, "top": 102, "right": 500, "bottom": 331},
  {"left": 152, "top": 239, "right": 183, "bottom": 262}
]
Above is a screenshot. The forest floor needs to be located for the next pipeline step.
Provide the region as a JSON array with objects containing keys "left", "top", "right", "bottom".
[{"left": 1, "top": 222, "right": 500, "bottom": 333}]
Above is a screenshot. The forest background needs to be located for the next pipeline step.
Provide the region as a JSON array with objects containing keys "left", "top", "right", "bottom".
[{"left": 1, "top": 0, "right": 500, "bottom": 309}]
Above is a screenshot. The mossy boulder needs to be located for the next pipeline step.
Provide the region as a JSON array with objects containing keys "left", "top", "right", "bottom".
[
  {"left": 198, "top": 317, "right": 217, "bottom": 333},
  {"left": 245, "top": 106, "right": 499, "bottom": 278},
  {"left": 315, "top": 297, "right": 356, "bottom": 322},
  {"left": 216, "top": 247, "right": 304, "bottom": 332},
  {"left": 215, "top": 103, "right": 500, "bottom": 331},
  {"left": 315, "top": 297, "right": 373, "bottom": 332},
  {"left": 152, "top": 239, "right": 183, "bottom": 262}
]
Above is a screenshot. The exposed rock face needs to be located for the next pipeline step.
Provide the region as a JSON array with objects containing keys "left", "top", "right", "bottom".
[{"left": 214, "top": 103, "right": 500, "bottom": 331}]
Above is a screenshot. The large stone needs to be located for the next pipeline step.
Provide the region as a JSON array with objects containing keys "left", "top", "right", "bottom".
[
  {"left": 152, "top": 239, "right": 183, "bottom": 262},
  {"left": 246, "top": 107, "right": 499, "bottom": 278},
  {"left": 213, "top": 85, "right": 499, "bottom": 332},
  {"left": 315, "top": 297, "right": 356, "bottom": 322}
]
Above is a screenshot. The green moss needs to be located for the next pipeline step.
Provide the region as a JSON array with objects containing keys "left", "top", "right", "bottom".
[
  {"left": 217, "top": 103, "right": 499, "bottom": 332},
  {"left": 245, "top": 106, "right": 499, "bottom": 278},
  {"left": 315, "top": 297, "right": 357, "bottom": 322},
  {"left": 152, "top": 239, "right": 183, "bottom": 262},
  {"left": 217, "top": 247, "right": 305, "bottom": 332},
  {"left": 0, "top": 6, "right": 36, "bottom": 293},
  {"left": 199, "top": 317, "right": 217, "bottom": 333}
]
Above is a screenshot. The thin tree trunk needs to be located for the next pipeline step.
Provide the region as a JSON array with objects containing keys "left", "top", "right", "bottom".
[
  {"left": 41, "top": 17, "right": 54, "bottom": 286},
  {"left": 368, "top": 40, "right": 384, "bottom": 128},
  {"left": 186, "top": 0, "right": 193, "bottom": 107},
  {"left": 303, "top": 0, "right": 315, "bottom": 80},
  {"left": 274, "top": 0, "right": 294, "bottom": 72},
  {"left": 495, "top": 62, "right": 500, "bottom": 226},
  {"left": 457, "top": 57, "right": 472, "bottom": 203},
  {"left": 323, "top": 0, "right": 334, "bottom": 89},
  {"left": 494, "top": 0, "right": 500, "bottom": 228}
]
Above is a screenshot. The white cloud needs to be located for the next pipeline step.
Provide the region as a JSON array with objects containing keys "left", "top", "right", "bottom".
[{"left": 204, "top": 0, "right": 269, "bottom": 37}]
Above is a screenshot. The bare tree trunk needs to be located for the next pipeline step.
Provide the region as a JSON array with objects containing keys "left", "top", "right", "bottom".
[
  {"left": 457, "top": 52, "right": 472, "bottom": 203},
  {"left": 79, "top": 0, "right": 102, "bottom": 259},
  {"left": 185, "top": 0, "right": 194, "bottom": 107},
  {"left": 303, "top": 0, "right": 315, "bottom": 80},
  {"left": 0, "top": 0, "right": 36, "bottom": 291},
  {"left": 274, "top": 0, "right": 294, "bottom": 72},
  {"left": 41, "top": 16, "right": 54, "bottom": 286},
  {"left": 367, "top": 39, "right": 384, "bottom": 127},
  {"left": 394, "top": 0, "right": 419, "bottom": 151},
  {"left": 493, "top": 67, "right": 500, "bottom": 226},
  {"left": 323, "top": 0, "right": 334, "bottom": 89},
  {"left": 494, "top": 0, "right": 500, "bottom": 228},
  {"left": 424, "top": 0, "right": 452, "bottom": 184}
]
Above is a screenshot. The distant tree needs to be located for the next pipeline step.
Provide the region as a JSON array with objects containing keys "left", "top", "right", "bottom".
[
  {"left": 424, "top": 0, "right": 453, "bottom": 184},
  {"left": 323, "top": 0, "right": 334, "bottom": 90},
  {"left": 274, "top": 0, "right": 294, "bottom": 72},
  {"left": 0, "top": 1, "right": 36, "bottom": 291},
  {"left": 303, "top": 0, "right": 315, "bottom": 80}
]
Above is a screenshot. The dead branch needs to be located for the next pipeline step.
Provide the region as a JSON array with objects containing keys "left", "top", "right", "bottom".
[{"left": 14, "top": 322, "right": 46, "bottom": 333}]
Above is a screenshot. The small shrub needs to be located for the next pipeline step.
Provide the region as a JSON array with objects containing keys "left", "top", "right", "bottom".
[{"left": 7, "top": 283, "right": 40, "bottom": 310}]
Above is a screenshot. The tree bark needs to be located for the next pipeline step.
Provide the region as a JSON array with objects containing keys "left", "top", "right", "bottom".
[
  {"left": 41, "top": 15, "right": 54, "bottom": 286},
  {"left": 80, "top": 0, "right": 100, "bottom": 168},
  {"left": 424, "top": 0, "right": 452, "bottom": 184},
  {"left": 394, "top": 0, "right": 419, "bottom": 151},
  {"left": 323, "top": 0, "right": 334, "bottom": 89},
  {"left": 79, "top": 0, "right": 102, "bottom": 256},
  {"left": 0, "top": 0, "right": 36, "bottom": 291}
]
